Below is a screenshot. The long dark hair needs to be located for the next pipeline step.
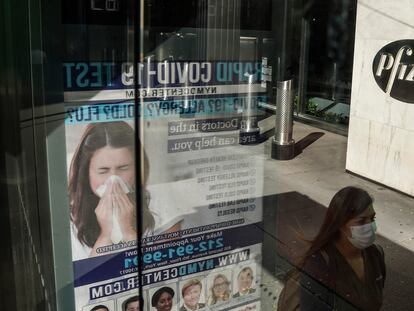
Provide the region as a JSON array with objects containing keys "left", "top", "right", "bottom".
[
  {"left": 69, "top": 121, "right": 154, "bottom": 247},
  {"left": 301, "top": 186, "right": 373, "bottom": 264}
]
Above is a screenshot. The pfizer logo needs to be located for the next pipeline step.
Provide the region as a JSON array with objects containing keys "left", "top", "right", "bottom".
[{"left": 372, "top": 40, "right": 414, "bottom": 103}]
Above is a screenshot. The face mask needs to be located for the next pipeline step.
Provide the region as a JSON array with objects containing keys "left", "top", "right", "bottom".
[
  {"left": 348, "top": 221, "right": 377, "bottom": 249},
  {"left": 95, "top": 175, "right": 132, "bottom": 244}
]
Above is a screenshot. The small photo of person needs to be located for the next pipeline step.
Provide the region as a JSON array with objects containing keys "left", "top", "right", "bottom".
[
  {"left": 179, "top": 278, "right": 206, "bottom": 311},
  {"left": 150, "top": 286, "right": 177, "bottom": 311},
  {"left": 206, "top": 272, "right": 232, "bottom": 306},
  {"left": 85, "top": 301, "right": 114, "bottom": 311},
  {"left": 232, "top": 265, "right": 256, "bottom": 298},
  {"left": 121, "top": 295, "right": 140, "bottom": 311}
]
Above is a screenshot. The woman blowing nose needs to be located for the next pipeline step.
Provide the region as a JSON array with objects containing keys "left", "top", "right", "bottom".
[{"left": 69, "top": 121, "right": 180, "bottom": 259}]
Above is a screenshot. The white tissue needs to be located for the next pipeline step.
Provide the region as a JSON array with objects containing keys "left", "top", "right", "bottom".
[
  {"left": 95, "top": 175, "right": 131, "bottom": 244},
  {"left": 111, "top": 208, "right": 123, "bottom": 244},
  {"left": 96, "top": 175, "right": 131, "bottom": 198}
]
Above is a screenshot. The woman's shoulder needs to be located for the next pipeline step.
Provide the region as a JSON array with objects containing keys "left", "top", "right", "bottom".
[
  {"left": 364, "top": 243, "right": 385, "bottom": 265},
  {"left": 70, "top": 222, "right": 92, "bottom": 260},
  {"left": 302, "top": 247, "right": 335, "bottom": 285},
  {"left": 366, "top": 244, "right": 386, "bottom": 267},
  {"left": 367, "top": 243, "right": 384, "bottom": 256},
  {"left": 206, "top": 296, "right": 215, "bottom": 305},
  {"left": 303, "top": 248, "right": 331, "bottom": 269},
  {"left": 147, "top": 193, "right": 184, "bottom": 234}
]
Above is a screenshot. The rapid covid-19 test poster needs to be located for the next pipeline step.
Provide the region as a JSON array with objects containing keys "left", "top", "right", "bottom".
[{"left": 64, "top": 60, "right": 267, "bottom": 311}]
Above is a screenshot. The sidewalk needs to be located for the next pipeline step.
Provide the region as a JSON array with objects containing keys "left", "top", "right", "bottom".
[{"left": 259, "top": 121, "right": 414, "bottom": 311}]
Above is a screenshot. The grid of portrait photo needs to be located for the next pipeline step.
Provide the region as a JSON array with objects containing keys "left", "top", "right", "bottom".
[
  {"left": 146, "top": 262, "right": 260, "bottom": 311},
  {"left": 82, "top": 261, "right": 260, "bottom": 311}
]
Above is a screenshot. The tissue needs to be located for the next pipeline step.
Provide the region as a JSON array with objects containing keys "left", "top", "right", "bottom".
[
  {"left": 96, "top": 175, "right": 131, "bottom": 198},
  {"left": 96, "top": 175, "right": 131, "bottom": 244}
]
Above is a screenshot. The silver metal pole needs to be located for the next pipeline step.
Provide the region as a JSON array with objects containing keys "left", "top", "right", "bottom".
[
  {"left": 240, "top": 73, "right": 260, "bottom": 144},
  {"left": 271, "top": 79, "right": 295, "bottom": 160}
]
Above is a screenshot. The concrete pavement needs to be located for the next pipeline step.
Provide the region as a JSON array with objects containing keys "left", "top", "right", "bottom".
[{"left": 258, "top": 121, "right": 414, "bottom": 310}]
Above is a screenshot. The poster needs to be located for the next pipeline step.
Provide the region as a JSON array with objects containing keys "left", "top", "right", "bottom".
[{"left": 65, "top": 61, "right": 267, "bottom": 311}]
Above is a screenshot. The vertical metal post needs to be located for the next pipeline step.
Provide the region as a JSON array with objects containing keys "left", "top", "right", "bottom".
[
  {"left": 298, "top": 17, "right": 310, "bottom": 115},
  {"left": 133, "top": 0, "right": 145, "bottom": 308},
  {"left": 271, "top": 79, "right": 295, "bottom": 160},
  {"left": 240, "top": 73, "right": 260, "bottom": 144},
  {"left": 332, "top": 62, "right": 337, "bottom": 101}
]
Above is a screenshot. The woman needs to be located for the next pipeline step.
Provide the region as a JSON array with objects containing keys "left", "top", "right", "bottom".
[
  {"left": 69, "top": 121, "right": 180, "bottom": 259},
  {"left": 207, "top": 274, "right": 231, "bottom": 305},
  {"left": 299, "top": 186, "right": 386, "bottom": 311},
  {"left": 151, "top": 287, "right": 174, "bottom": 311}
]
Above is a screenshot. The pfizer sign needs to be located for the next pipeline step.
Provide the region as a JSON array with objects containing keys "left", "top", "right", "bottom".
[{"left": 372, "top": 40, "right": 414, "bottom": 103}]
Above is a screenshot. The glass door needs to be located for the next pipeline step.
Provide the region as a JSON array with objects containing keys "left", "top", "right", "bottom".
[
  {"left": 62, "top": 0, "right": 277, "bottom": 310},
  {"left": 6, "top": 1, "right": 407, "bottom": 311}
]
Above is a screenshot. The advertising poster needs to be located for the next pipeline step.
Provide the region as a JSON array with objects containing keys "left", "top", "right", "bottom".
[{"left": 65, "top": 60, "right": 268, "bottom": 311}]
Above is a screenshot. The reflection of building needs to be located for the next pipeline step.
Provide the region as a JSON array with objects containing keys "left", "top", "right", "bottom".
[{"left": 2, "top": 0, "right": 414, "bottom": 310}]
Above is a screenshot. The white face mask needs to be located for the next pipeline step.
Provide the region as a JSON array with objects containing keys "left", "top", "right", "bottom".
[{"left": 348, "top": 221, "right": 377, "bottom": 249}]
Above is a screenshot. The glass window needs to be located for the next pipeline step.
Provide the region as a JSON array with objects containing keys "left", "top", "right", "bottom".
[{"left": 2, "top": 1, "right": 414, "bottom": 310}]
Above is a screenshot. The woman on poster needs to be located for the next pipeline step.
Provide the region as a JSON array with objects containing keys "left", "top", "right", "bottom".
[
  {"left": 151, "top": 287, "right": 175, "bottom": 311},
  {"left": 207, "top": 274, "right": 231, "bottom": 305},
  {"left": 69, "top": 121, "right": 181, "bottom": 259}
]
